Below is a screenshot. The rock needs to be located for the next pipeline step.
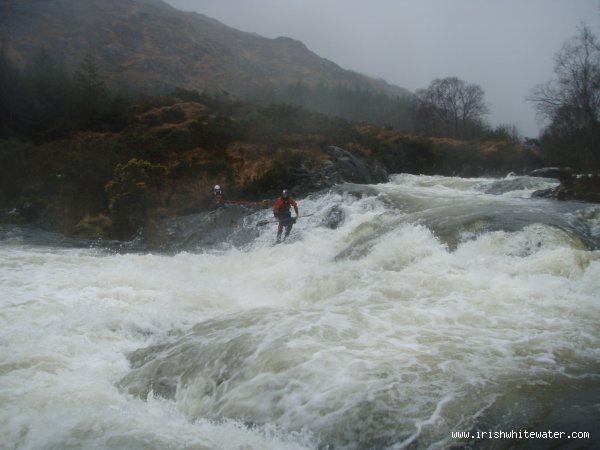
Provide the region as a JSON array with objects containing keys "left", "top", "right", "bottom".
[
  {"left": 325, "top": 146, "right": 389, "bottom": 184},
  {"left": 531, "top": 187, "right": 557, "bottom": 199},
  {"left": 532, "top": 172, "right": 600, "bottom": 203},
  {"left": 326, "top": 146, "right": 373, "bottom": 183},
  {"left": 2, "top": 208, "right": 26, "bottom": 225},
  {"left": 321, "top": 205, "right": 345, "bottom": 229},
  {"left": 287, "top": 147, "right": 388, "bottom": 196},
  {"left": 72, "top": 214, "right": 112, "bottom": 238},
  {"left": 146, "top": 205, "right": 260, "bottom": 251},
  {"left": 529, "top": 167, "right": 565, "bottom": 179}
]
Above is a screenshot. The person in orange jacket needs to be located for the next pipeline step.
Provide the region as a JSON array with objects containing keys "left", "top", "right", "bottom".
[{"left": 273, "top": 189, "right": 299, "bottom": 242}]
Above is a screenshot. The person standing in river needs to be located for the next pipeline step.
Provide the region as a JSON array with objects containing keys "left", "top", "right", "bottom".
[
  {"left": 211, "top": 185, "right": 228, "bottom": 210},
  {"left": 272, "top": 189, "right": 299, "bottom": 243}
]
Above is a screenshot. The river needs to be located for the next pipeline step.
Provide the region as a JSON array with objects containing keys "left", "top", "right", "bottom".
[{"left": 1, "top": 174, "right": 599, "bottom": 449}]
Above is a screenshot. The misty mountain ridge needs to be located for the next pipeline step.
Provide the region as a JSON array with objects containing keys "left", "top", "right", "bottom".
[{"left": 4, "top": 0, "right": 411, "bottom": 98}]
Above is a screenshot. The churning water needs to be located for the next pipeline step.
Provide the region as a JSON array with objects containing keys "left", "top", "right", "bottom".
[{"left": 1, "top": 174, "right": 600, "bottom": 449}]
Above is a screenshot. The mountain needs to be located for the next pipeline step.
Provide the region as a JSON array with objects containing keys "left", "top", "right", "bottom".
[{"left": 3, "top": 0, "right": 410, "bottom": 98}]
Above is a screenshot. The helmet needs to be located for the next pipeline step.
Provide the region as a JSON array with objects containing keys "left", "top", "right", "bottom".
[
  {"left": 214, "top": 185, "right": 221, "bottom": 191},
  {"left": 282, "top": 189, "right": 288, "bottom": 198}
]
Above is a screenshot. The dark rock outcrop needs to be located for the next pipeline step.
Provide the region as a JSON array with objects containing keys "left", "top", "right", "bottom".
[
  {"left": 287, "top": 146, "right": 389, "bottom": 196},
  {"left": 533, "top": 170, "right": 600, "bottom": 203},
  {"left": 530, "top": 167, "right": 563, "bottom": 179},
  {"left": 325, "top": 146, "right": 388, "bottom": 185},
  {"left": 144, "top": 205, "right": 261, "bottom": 252}
]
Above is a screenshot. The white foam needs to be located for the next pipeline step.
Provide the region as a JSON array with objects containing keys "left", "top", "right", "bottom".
[{"left": 2, "top": 175, "right": 599, "bottom": 449}]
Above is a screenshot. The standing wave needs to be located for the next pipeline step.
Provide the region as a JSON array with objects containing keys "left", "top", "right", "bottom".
[{"left": 1, "top": 174, "right": 599, "bottom": 449}]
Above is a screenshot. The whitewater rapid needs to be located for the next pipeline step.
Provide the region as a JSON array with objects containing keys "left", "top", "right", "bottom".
[{"left": 1, "top": 174, "right": 599, "bottom": 449}]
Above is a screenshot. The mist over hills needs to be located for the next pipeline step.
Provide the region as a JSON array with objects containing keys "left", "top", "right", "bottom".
[
  {"left": 3, "top": 0, "right": 411, "bottom": 98},
  {"left": 11, "top": 0, "right": 590, "bottom": 240}
]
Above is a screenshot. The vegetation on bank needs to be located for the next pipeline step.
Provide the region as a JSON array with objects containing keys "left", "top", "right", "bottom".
[{"left": 1, "top": 37, "right": 598, "bottom": 240}]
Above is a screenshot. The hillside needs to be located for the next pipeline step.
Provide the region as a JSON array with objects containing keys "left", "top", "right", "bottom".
[
  {"left": 3, "top": 0, "right": 410, "bottom": 98},
  {"left": 6, "top": 0, "right": 588, "bottom": 243}
]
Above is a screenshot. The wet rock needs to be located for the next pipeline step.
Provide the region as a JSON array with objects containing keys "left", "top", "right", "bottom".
[
  {"left": 321, "top": 205, "right": 345, "bottom": 229},
  {"left": 533, "top": 171, "right": 600, "bottom": 203},
  {"left": 531, "top": 187, "right": 556, "bottom": 199},
  {"left": 2, "top": 208, "right": 26, "bottom": 225},
  {"left": 530, "top": 167, "right": 563, "bottom": 179},
  {"left": 144, "top": 205, "right": 261, "bottom": 251},
  {"left": 72, "top": 214, "right": 112, "bottom": 238},
  {"left": 288, "top": 147, "right": 388, "bottom": 196},
  {"left": 325, "top": 145, "right": 388, "bottom": 184}
]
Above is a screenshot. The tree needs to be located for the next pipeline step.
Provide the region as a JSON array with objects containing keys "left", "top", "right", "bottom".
[
  {"left": 528, "top": 24, "right": 600, "bottom": 169},
  {"left": 0, "top": 47, "right": 19, "bottom": 139},
  {"left": 74, "top": 53, "right": 108, "bottom": 128},
  {"left": 415, "top": 77, "right": 489, "bottom": 138},
  {"left": 20, "top": 48, "right": 75, "bottom": 140}
]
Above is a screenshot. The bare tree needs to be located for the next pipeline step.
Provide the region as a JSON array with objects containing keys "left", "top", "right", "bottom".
[
  {"left": 529, "top": 24, "right": 600, "bottom": 130},
  {"left": 416, "top": 76, "right": 489, "bottom": 138},
  {"left": 528, "top": 24, "right": 600, "bottom": 168}
]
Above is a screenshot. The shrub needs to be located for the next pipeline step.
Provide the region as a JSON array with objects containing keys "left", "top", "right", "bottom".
[
  {"left": 189, "top": 116, "right": 241, "bottom": 150},
  {"left": 106, "top": 158, "right": 168, "bottom": 238}
]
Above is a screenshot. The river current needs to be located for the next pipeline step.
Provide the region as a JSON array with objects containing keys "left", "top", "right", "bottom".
[{"left": 1, "top": 174, "right": 599, "bottom": 449}]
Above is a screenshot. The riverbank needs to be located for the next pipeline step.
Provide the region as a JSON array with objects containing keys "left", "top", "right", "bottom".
[{"left": 0, "top": 97, "right": 545, "bottom": 241}]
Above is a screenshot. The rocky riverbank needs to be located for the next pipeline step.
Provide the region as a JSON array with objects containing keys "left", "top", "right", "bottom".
[
  {"left": 531, "top": 168, "right": 600, "bottom": 202},
  {"left": 0, "top": 97, "right": 556, "bottom": 242}
]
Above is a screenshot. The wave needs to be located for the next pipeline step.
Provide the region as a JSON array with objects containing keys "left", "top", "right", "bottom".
[{"left": 1, "top": 174, "right": 600, "bottom": 449}]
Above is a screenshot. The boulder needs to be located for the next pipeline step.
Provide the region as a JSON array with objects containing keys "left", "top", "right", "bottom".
[
  {"left": 325, "top": 146, "right": 389, "bottom": 184},
  {"left": 532, "top": 172, "right": 600, "bottom": 203},
  {"left": 529, "top": 167, "right": 564, "bottom": 179},
  {"left": 287, "top": 146, "right": 389, "bottom": 196}
]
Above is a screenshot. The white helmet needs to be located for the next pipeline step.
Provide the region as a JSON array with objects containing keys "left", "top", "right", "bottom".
[{"left": 214, "top": 185, "right": 221, "bottom": 191}]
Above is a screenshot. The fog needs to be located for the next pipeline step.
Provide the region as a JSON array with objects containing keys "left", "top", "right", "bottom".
[{"left": 165, "top": 0, "right": 600, "bottom": 138}]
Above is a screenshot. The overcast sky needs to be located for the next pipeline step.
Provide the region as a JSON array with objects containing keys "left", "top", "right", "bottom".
[{"left": 164, "top": 0, "right": 600, "bottom": 138}]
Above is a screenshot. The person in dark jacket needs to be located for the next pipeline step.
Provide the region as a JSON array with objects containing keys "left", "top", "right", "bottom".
[
  {"left": 272, "top": 189, "right": 299, "bottom": 242},
  {"left": 211, "top": 184, "right": 228, "bottom": 210}
]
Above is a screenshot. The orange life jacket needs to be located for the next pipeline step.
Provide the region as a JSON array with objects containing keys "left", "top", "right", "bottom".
[{"left": 273, "top": 196, "right": 298, "bottom": 217}]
